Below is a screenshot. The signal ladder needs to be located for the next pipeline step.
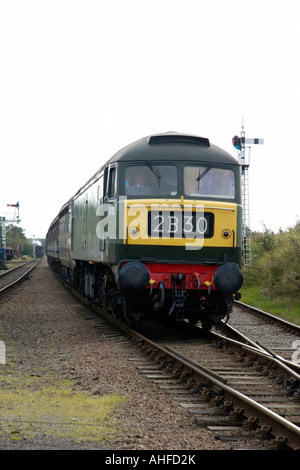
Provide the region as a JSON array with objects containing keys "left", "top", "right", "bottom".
[
  {"left": 240, "top": 146, "right": 251, "bottom": 267},
  {"left": 232, "top": 122, "right": 264, "bottom": 268}
]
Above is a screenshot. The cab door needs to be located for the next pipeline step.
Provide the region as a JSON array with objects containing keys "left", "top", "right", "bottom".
[{"left": 98, "top": 164, "right": 117, "bottom": 256}]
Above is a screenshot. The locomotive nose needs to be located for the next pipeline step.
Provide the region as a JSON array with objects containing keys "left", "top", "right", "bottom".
[
  {"left": 119, "top": 262, "right": 150, "bottom": 292},
  {"left": 213, "top": 263, "right": 243, "bottom": 294}
]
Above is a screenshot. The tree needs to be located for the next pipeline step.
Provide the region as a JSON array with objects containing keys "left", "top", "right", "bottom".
[{"left": 4, "top": 225, "right": 33, "bottom": 257}]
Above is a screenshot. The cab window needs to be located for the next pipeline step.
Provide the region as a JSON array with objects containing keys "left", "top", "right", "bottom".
[
  {"left": 103, "top": 167, "right": 116, "bottom": 199},
  {"left": 125, "top": 164, "right": 177, "bottom": 196},
  {"left": 184, "top": 166, "right": 235, "bottom": 199}
]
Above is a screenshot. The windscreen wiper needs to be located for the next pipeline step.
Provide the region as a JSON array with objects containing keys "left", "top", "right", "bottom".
[
  {"left": 196, "top": 162, "right": 215, "bottom": 190},
  {"left": 147, "top": 160, "right": 162, "bottom": 187}
]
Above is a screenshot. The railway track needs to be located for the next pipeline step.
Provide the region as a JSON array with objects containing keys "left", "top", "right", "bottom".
[
  {"left": 159, "top": 334, "right": 300, "bottom": 449},
  {"left": 66, "top": 287, "right": 300, "bottom": 450},
  {"left": 225, "top": 301, "right": 300, "bottom": 371},
  {"left": 0, "top": 259, "right": 40, "bottom": 294},
  {"left": 12, "top": 265, "right": 298, "bottom": 450}
]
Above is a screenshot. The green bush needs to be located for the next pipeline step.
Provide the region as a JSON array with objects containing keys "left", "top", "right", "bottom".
[{"left": 244, "top": 222, "right": 300, "bottom": 298}]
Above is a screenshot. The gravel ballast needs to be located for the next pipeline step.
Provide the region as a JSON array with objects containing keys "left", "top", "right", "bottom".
[{"left": 0, "top": 258, "right": 230, "bottom": 450}]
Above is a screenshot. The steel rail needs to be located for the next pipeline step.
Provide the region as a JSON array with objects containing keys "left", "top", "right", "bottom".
[
  {"left": 0, "top": 259, "right": 40, "bottom": 294},
  {"left": 59, "top": 278, "right": 300, "bottom": 449},
  {"left": 91, "top": 307, "right": 300, "bottom": 449},
  {"left": 121, "top": 323, "right": 300, "bottom": 450},
  {"left": 162, "top": 345, "right": 300, "bottom": 450},
  {"left": 0, "top": 259, "right": 37, "bottom": 277},
  {"left": 211, "top": 322, "right": 300, "bottom": 377},
  {"left": 235, "top": 300, "right": 300, "bottom": 333}
]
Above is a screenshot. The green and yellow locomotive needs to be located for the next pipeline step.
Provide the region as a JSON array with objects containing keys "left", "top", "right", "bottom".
[{"left": 46, "top": 132, "right": 243, "bottom": 330}]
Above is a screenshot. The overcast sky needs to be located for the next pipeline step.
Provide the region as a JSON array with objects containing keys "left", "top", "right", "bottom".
[{"left": 0, "top": 0, "right": 299, "bottom": 239}]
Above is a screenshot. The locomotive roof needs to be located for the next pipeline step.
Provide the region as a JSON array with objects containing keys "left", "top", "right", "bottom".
[
  {"left": 68, "top": 132, "right": 239, "bottom": 205},
  {"left": 47, "top": 132, "right": 240, "bottom": 231},
  {"left": 107, "top": 132, "right": 239, "bottom": 165}
]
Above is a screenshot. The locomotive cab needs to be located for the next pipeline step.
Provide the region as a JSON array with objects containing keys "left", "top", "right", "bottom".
[{"left": 98, "top": 133, "right": 243, "bottom": 329}]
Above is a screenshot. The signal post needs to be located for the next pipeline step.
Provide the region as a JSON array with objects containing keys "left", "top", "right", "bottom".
[{"left": 232, "top": 123, "right": 264, "bottom": 267}]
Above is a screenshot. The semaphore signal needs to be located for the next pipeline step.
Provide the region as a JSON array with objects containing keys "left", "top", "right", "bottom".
[
  {"left": 232, "top": 120, "right": 264, "bottom": 268},
  {"left": 0, "top": 202, "right": 21, "bottom": 267}
]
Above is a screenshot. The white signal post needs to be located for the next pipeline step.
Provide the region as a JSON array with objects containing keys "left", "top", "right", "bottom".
[
  {"left": 232, "top": 122, "right": 264, "bottom": 268},
  {"left": 0, "top": 203, "right": 21, "bottom": 267}
]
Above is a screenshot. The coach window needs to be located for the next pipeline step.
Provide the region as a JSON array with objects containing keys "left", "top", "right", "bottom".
[{"left": 184, "top": 167, "right": 235, "bottom": 199}]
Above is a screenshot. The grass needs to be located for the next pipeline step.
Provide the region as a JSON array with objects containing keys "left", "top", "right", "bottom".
[
  {"left": 0, "top": 372, "right": 126, "bottom": 443},
  {"left": 0, "top": 299, "right": 127, "bottom": 446},
  {"left": 239, "top": 284, "right": 300, "bottom": 326}
]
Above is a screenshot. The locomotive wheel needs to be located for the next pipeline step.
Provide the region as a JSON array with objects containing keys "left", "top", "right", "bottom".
[{"left": 201, "top": 318, "right": 213, "bottom": 333}]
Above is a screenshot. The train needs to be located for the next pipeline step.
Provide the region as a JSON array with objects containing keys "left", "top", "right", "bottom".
[
  {"left": 35, "top": 245, "right": 44, "bottom": 258},
  {"left": 46, "top": 132, "right": 243, "bottom": 331}
]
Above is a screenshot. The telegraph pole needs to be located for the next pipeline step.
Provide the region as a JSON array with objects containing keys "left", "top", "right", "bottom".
[{"left": 232, "top": 122, "right": 264, "bottom": 268}]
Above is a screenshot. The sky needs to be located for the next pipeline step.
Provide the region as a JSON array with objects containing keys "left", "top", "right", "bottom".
[{"left": 0, "top": 0, "right": 299, "bottom": 240}]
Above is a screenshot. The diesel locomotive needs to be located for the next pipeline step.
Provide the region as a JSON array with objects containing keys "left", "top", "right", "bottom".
[{"left": 46, "top": 132, "right": 243, "bottom": 331}]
